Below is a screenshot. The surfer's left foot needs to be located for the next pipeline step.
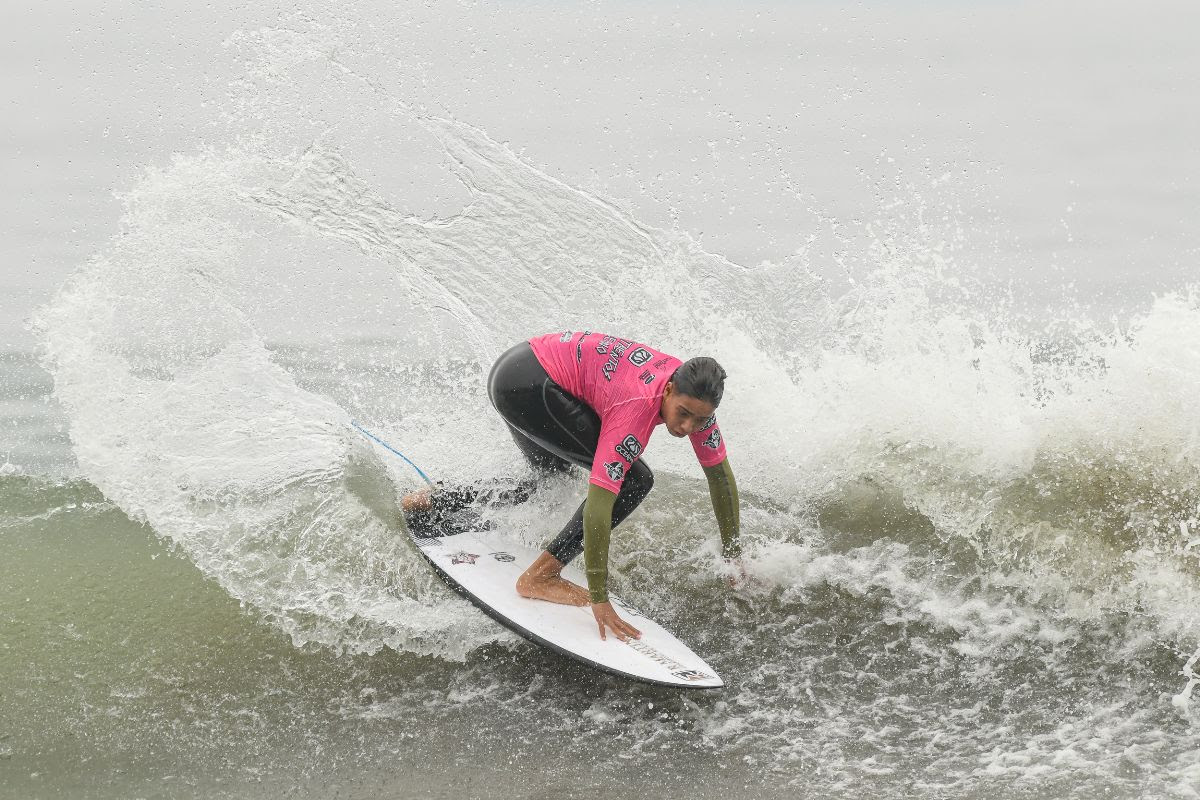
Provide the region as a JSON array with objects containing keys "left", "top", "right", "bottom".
[{"left": 516, "top": 551, "right": 590, "bottom": 606}]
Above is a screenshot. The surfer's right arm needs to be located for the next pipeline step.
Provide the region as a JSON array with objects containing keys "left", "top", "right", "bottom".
[{"left": 582, "top": 484, "right": 642, "bottom": 640}]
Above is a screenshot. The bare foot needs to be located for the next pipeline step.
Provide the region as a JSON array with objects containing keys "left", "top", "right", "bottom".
[
  {"left": 517, "top": 574, "right": 591, "bottom": 606},
  {"left": 516, "top": 551, "right": 590, "bottom": 606},
  {"left": 401, "top": 489, "right": 433, "bottom": 513}
]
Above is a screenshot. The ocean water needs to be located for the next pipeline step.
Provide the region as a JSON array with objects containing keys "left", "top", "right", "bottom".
[{"left": 4, "top": 2, "right": 1200, "bottom": 798}]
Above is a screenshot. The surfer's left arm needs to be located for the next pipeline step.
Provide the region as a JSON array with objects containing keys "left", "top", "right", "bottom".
[
  {"left": 688, "top": 417, "right": 739, "bottom": 564},
  {"left": 702, "top": 456, "right": 742, "bottom": 561}
]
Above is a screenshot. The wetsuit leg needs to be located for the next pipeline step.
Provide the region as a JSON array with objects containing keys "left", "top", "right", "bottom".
[
  {"left": 502, "top": 421, "right": 574, "bottom": 475},
  {"left": 544, "top": 460, "right": 654, "bottom": 564},
  {"left": 488, "top": 341, "right": 597, "bottom": 472},
  {"left": 487, "top": 341, "right": 654, "bottom": 563}
]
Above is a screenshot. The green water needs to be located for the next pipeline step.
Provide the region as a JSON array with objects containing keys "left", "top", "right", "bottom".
[
  {"left": 6, "top": 475, "right": 1199, "bottom": 799},
  {"left": 1, "top": 479, "right": 772, "bottom": 799}
]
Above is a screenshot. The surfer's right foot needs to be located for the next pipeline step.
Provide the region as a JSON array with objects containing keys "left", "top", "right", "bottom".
[
  {"left": 402, "top": 485, "right": 495, "bottom": 538},
  {"left": 401, "top": 489, "right": 433, "bottom": 513},
  {"left": 516, "top": 551, "right": 590, "bottom": 606}
]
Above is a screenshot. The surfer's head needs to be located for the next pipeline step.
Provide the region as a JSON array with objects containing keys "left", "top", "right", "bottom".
[{"left": 661, "top": 357, "right": 725, "bottom": 437}]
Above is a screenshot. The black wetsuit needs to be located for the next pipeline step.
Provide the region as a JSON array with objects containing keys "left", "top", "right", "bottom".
[
  {"left": 408, "top": 335, "right": 739, "bottom": 605},
  {"left": 485, "top": 341, "right": 653, "bottom": 564}
]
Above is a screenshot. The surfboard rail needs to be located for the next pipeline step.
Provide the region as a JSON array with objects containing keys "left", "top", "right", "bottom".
[{"left": 410, "top": 528, "right": 724, "bottom": 689}]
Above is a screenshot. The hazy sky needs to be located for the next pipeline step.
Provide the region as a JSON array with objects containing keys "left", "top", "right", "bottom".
[{"left": 4, "top": 0, "right": 1198, "bottom": 348}]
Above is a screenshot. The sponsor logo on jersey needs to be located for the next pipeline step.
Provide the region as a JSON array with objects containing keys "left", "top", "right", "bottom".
[
  {"left": 595, "top": 335, "right": 617, "bottom": 355},
  {"left": 624, "top": 434, "right": 643, "bottom": 457},
  {"left": 628, "top": 347, "right": 652, "bottom": 366},
  {"left": 604, "top": 460, "right": 625, "bottom": 482},
  {"left": 652, "top": 357, "right": 671, "bottom": 369},
  {"left": 450, "top": 552, "right": 479, "bottom": 565},
  {"left": 702, "top": 427, "right": 722, "bottom": 449},
  {"left": 600, "top": 338, "right": 634, "bottom": 381},
  {"left": 638, "top": 369, "right": 655, "bottom": 385},
  {"left": 575, "top": 330, "right": 591, "bottom": 362},
  {"left": 490, "top": 552, "right": 516, "bottom": 562},
  {"left": 614, "top": 434, "right": 643, "bottom": 464}
]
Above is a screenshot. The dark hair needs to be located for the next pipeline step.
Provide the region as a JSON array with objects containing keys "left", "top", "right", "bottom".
[{"left": 670, "top": 357, "right": 727, "bottom": 407}]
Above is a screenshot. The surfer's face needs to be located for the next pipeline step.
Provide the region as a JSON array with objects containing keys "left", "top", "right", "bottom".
[{"left": 660, "top": 383, "right": 716, "bottom": 438}]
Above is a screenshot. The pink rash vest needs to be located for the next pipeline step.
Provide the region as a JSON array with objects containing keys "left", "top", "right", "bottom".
[{"left": 528, "top": 331, "right": 728, "bottom": 493}]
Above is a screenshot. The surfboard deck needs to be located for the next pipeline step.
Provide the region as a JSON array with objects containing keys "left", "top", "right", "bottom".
[{"left": 407, "top": 526, "right": 724, "bottom": 689}]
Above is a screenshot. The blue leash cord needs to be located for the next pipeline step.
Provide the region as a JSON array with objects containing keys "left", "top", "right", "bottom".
[{"left": 350, "top": 420, "right": 435, "bottom": 487}]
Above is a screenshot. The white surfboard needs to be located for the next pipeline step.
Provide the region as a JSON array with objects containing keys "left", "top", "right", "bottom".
[{"left": 410, "top": 528, "right": 724, "bottom": 689}]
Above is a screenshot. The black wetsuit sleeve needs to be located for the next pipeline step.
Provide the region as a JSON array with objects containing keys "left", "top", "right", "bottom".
[
  {"left": 582, "top": 484, "right": 618, "bottom": 604},
  {"left": 703, "top": 457, "right": 741, "bottom": 559}
]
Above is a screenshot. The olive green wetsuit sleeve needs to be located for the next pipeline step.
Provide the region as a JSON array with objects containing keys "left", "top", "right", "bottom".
[
  {"left": 703, "top": 457, "right": 741, "bottom": 558},
  {"left": 582, "top": 484, "right": 618, "bottom": 604}
]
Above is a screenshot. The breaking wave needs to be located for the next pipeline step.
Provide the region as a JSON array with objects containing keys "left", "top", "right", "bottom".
[{"left": 33, "top": 22, "right": 1200, "bottom": 690}]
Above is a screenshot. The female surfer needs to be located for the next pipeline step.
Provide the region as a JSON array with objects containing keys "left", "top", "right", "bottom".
[{"left": 404, "top": 331, "right": 741, "bottom": 641}]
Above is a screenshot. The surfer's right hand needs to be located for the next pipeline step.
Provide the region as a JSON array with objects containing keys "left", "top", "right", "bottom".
[
  {"left": 725, "top": 557, "right": 749, "bottom": 590},
  {"left": 591, "top": 601, "right": 642, "bottom": 641}
]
